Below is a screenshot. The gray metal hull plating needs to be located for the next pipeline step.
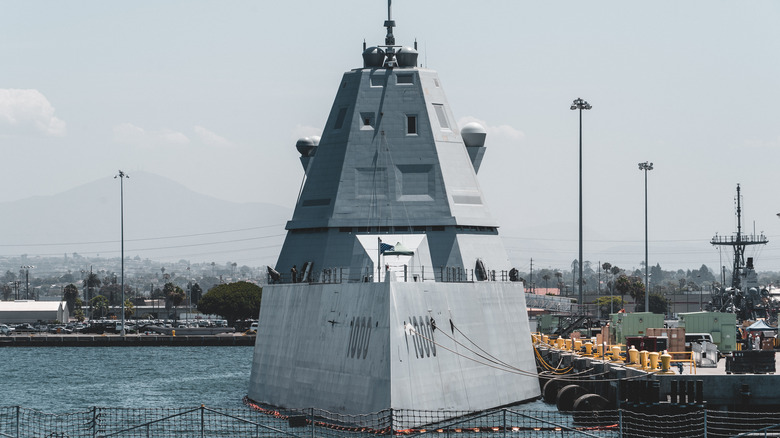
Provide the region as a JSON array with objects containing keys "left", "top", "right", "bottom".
[{"left": 248, "top": 280, "right": 539, "bottom": 415}]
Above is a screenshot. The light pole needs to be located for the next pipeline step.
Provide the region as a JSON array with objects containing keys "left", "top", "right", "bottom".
[
  {"left": 570, "top": 97, "right": 592, "bottom": 307},
  {"left": 21, "top": 265, "right": 34, "bottom": 299},
  {"left": 115, "top": 170, "right": 129, "bottom": 336},
  {"left": 638, "top": 161, "right": 653, "bottom": 312}
]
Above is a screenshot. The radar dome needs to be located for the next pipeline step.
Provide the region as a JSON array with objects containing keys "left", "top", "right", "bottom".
[
  {"left": 362, "top": 46, "right": 386, "bottom": 68},
  {"left": 296, "top": 137, "right": 319, "bottom": 157},
  {"left": 460, "top": 122, "right": 487, "bottom": 147},
  {"left": 396, "top": 46, "right": 419, "bottom": 68}
]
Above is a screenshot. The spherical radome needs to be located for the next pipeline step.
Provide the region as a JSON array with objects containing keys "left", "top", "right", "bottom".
[{"left": 460, "top": 122, "right": 487, "bottom": 148}]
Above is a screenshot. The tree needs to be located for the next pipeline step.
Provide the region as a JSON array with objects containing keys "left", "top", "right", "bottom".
[
  {"left": 164, "top": 282, "right": 185, "bottom": 318},
  {"left": 190, "top": 283, "right": 203, "bottom": 305},
  {"left": 2, "top": 270, "right": 16, "bottom": 283},
  {"left": 73, "top": 308, "right": 85, "bottom": 322},
  {"left": 615, "top": 275, "right": 645, "bottom": 306},
  {"left": 63, "top": 284, "right": 79, "bottom": 315},
  {"left": 1, "top": 284, "right": 11, "bottom": 301},
  {"left": 635, "top": 293, "right": 669, "bottom": 314},
  {"left": 86, "top": 272, "right": 101, "bottom": 302},
  {"left": 197, "top": 281, "right": 262, "bottom": 326},
  {"left": 123, "top": 299, "right": 135, "bottom": 320},
  {"left": 542, "top": 274, "right": 551, "bottom": 289},
  {"left": 594, "top": 296, "right": 624, "bottom": 319},
  {"left": 100, "top": 283, "right": 129, "bottom": 306},
  {"left": 90, "top": 295, "right": 109, "bottom": 318},
  {"left": 151, "top": 287, "right": 165, "bottom": 299}
]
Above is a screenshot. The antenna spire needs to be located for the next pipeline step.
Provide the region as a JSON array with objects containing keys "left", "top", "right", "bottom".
[
  {"left": 385, "top": 0, "right": 395, "bottom": 46},
  {"left": 383, "top": 0, "right": 397, "bottom": 67}
]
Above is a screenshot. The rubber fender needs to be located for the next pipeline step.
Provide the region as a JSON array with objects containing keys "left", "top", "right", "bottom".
[
  {"left": 542, "top": 378, "right": 564, "bottom": 404},
  {"left": 572, "top": 393, "right": 609, "bottom": 411},
  {"left": 556, "top": 384, "right": 588, "bottom": 411},
  {"left": 537, "top": 371, "right": 552, "bottom": 391}
]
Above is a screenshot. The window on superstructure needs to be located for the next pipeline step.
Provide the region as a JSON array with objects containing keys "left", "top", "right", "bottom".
[
  {"left": 360, "top": 112, "right": 375, "bottom": 130},
  {"left": 433, "top": 104, "right": 450, "bottom": 130},
  {"left": 397, "top": 74, "right": 414, "bottom": 84},
  {"left": 406, "top": 115, "right": 417, "bottom": 135}
]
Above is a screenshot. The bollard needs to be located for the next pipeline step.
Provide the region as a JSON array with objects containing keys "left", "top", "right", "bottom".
[
  {"left": 648, "top": 351, "right": 659, "bottom": 370},
  {"left": 574, "top": 339, "right": 582, "bottom": 353},
  {"left": 542, "top": 335, "right": 549, "bottom": 345},
  {"left": 172, "top": 329, "right": 176, "bottom": 337},
  {"left": 627, "top": 346, "right": 641, "bottom": 368},
  {"left": 639, "top": 350, "right": 649, "bottom": 371},
  {"left": 564, "top": 338, "right": 573, "bottom": 351},
  {"left": 596, "top": 343, "right": 604, "bottom": 359},
  {"left": 658, "top": 351, "right": 675, "bottom": 374},
  {"left": 584, "top": 342, "right": 593, "bottom": 356},
  {"left": 556, "top": 337, "right": 565, "bottom": 350},
  {"left": 611, "top": 345, "right": 623, "bottom": 363}
]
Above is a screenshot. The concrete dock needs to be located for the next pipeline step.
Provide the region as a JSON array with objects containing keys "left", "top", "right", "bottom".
[
  {"left": 536, "top": 343, "right": 780, "bottom": 410},
  {"left": 0, "top": 333, "right": 256, "bottom": 347}
]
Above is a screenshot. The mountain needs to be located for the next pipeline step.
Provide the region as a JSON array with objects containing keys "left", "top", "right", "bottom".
[{"left": 0, "top": 172, "right": 292, "bottom": 267}]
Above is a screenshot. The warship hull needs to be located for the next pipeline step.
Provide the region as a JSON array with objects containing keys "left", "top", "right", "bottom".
[{"left": 248, "top": 280, "right": 538, "bottom": 414}]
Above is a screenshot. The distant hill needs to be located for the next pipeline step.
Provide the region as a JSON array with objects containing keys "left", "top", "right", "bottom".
[{"left": 0, "top": 172, "right": 292, "bottom": 267}]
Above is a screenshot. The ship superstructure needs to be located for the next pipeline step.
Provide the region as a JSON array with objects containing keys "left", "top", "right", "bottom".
[
  {"left": 248, "top": 2, "right": 539, "bottom": 418},
  {"left": 709, "top": 184, "right": 770, "bottom": 319}
]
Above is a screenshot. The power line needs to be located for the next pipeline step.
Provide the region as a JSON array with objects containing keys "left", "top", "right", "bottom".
[{"left": 0, "top": 224, "right": 287, "bottom": 247}]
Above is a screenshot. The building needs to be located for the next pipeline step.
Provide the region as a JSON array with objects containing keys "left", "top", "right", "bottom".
[{"left": 0, "top": 300, "right": 69, "bottom": 324}]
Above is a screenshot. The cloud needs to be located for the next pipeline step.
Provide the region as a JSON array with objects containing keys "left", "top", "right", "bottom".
[
  {"left": 457, "top": 116, "right": 525, "bottom": 143},
  {"left": 194, "top": 125, "right": 233, "bottom": 149},
  {"left": 0, "top": 89, "right": 66, "bottom": 136},
  {"left": 113, "top": 123, "right": 190, "bottom": 148}
]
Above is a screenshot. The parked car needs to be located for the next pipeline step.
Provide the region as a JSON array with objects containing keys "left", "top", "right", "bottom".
[
  {"left": 0, "top": 324, "right": 13, "bottom": 335},
  {"left": 249, "top": 322, "right": 258, "bottom": 333},
  {"left": 13, "top": 323, "right": 36, "bottom": 333}
]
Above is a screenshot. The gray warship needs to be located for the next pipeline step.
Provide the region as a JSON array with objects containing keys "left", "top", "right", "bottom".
[{"left": 247, "top": 2, "right": 540, "bottom": 417}]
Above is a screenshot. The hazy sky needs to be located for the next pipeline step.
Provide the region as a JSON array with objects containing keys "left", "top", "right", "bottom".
[{"left": 3, "top": 1, "right": 780, "bottom": 273}]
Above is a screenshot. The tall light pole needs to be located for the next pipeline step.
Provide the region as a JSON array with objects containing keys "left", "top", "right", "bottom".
[
  {"left": 115, "top": 170, "right": 129, "bottom": 336},
  {"left": 21, "top": 265, "right": 34, "bottom": 299},
  {"left": 570, "top": 97, "right": 592, "bottom": 308},
  {"left": 638, "top": 161, "right": 653, "bottom": 312}
]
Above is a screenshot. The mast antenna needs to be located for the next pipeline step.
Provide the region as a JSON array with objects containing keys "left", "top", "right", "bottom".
[
  {"left": 383, "top": 0, "right": 397, "bottom": 67},
  {"left": 710, "top": 184, "right": 768, "bottom": 289}
]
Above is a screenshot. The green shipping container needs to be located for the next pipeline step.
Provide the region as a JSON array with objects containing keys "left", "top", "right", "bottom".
[
  {"left": 609, "top": 312, "right": 664, "bottom": 345},
  {"left": 678, "top": 311, "right": 737, "bottom": 352}
]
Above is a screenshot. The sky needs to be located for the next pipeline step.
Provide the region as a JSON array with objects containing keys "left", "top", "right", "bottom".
[{"left": 3, "top": 1, "right": 780, "bottom": 274}]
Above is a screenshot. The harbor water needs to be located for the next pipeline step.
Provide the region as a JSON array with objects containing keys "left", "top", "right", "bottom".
[{"left": 1, "top": 346, "right": 253, "bottom": 413}]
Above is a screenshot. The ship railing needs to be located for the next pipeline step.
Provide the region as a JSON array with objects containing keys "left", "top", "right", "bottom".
[{"left": 267, "top": 266, "right": 524, "bottom": 285}]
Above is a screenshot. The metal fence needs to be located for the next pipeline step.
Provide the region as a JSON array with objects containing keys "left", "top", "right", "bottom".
[{"left": 2, "top": 404, "right": 779, "bottom": 437}]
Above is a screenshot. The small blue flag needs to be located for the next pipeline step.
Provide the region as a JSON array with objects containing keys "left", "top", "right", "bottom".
[{"left": 380, "top": 242, "right": 395, "bottom": 253}]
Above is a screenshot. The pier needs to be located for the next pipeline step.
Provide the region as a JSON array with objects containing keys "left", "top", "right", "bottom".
[
  {"left": 535, "top": 336, "right": 780, "bottom": 411},
  {"left": 0, "top": 334, "right": 255, "bottom": 347}
]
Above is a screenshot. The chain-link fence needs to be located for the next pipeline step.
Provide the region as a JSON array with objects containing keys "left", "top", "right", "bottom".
[{"left": 1, "top": 403, "right": 779, "bottom": 437}]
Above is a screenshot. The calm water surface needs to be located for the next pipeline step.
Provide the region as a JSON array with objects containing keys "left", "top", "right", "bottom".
[{"left": 1, "top": 346, "right": 253, "bottom": 413}]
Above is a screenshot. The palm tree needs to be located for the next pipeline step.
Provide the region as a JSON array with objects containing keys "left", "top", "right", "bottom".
[
  {"left": 86, "top": 272, "right": 101, "bottom": 303},
  {"left": 554, "top": 272, "right": 563, "bottom": 295},
  {"left": 542, "top": 274, "right": 551, "bottom": 290}
]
